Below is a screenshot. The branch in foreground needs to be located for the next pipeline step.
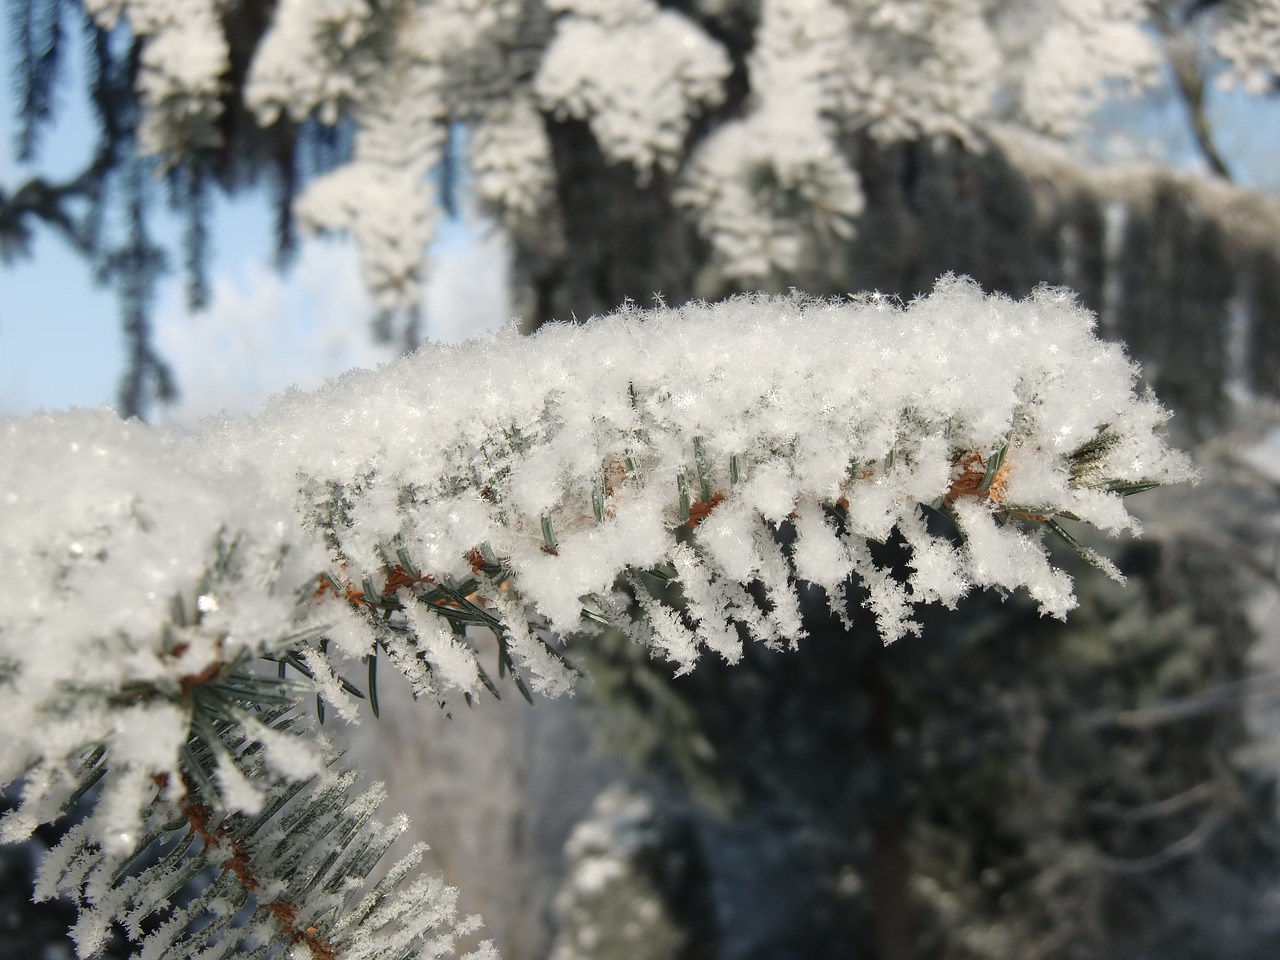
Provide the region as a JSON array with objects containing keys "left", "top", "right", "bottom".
[{"left": 0, "top": 276, "right": 1192, "bottom": 958}]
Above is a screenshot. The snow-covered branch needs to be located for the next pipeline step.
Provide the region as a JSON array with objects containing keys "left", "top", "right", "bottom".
[{"left": 1, "top": 278, "right": 1189, "bottom": 957}]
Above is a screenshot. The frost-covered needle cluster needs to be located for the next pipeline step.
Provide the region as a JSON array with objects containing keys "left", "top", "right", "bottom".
[{"left": 1, "top": 277, "right": 1189, "bottom": 958}]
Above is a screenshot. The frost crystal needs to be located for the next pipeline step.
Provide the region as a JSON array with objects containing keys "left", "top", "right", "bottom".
[
  {"left": 218, "top": 278, "right": 1186, "bottom": 657},
  {"left": 2, "top": 278, "right": 1188, "bottom": 733}
]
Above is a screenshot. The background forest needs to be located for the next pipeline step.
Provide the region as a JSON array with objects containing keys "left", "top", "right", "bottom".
[{"left": 6, "top": 2, "right": 1280, "bottom": 959}]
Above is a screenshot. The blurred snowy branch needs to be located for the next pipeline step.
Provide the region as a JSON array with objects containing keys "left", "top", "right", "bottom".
[{"left": 71, "top": 0, "right": 1280, "bottom": 304}]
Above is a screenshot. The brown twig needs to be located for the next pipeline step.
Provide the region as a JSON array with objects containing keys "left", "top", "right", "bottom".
[
  {"left": 687, "top": 491, "right": 726, "bottom": 528},
  {"left": 156, "top": 773, "right": 338, "bottom": 960}
]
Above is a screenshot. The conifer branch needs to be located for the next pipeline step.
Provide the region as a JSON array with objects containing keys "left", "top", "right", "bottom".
[{"left": 0, "top": 278, "right": 1191, "bottom": 958}]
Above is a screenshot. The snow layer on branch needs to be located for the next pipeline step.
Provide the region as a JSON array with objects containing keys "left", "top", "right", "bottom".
[
  {"left": 469, "top": 97, "right": 557, "bottom": 224},
  {"left": 836, "top": 0, "right": 997, "bottom": 141},
  {"left": 295, "top": 96, "right": 444, "bottom": 314},
  {"left": 244, "top": 0, "right": 375, "bottom": 126},
  {"left": 96, "top": 0, "right": 1181, "bottom": 304},
  {"left": 247, "top": 0, "right": 534, "bottom": 311},
  {"left": 1013, "top": 0, "right": 1160, "bottom": 136},
  {"left": 669, "top": 0, "right": 1159, "bottom": 280},
  {"left": 288, "top": 24, "right": 448, "bottom": 312},
  {"left": 1, "top": 279, "right": 1190, "bottom": 836},
  {"left": 672, "top": 0, "right": 869, "bottom": 279},
  {"left": 677, "top": 105, "right": 864, "bottom": 279}
]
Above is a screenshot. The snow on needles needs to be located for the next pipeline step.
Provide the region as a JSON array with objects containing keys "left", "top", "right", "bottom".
[
  {"left": 0, "top": 277, "right": 1189, "bottom": 843},
  {"left": 534, "top": 1, "right": 731, "bottom": 178},
  {"left": 0, "top": 409, "right": 322, "bottom": 847}
]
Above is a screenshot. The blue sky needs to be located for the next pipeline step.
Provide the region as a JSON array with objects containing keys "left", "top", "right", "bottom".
[{"left": 3, "top": 23, "right": 1279, "bottom": 424}]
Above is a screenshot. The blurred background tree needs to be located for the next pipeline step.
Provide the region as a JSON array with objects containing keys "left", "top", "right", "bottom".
[
  {"left": 9, "top": 0, "right": 1280, "bottom": 417},
  {"left": 6, "top": 2, "right": 1280, "bottom": 959}
]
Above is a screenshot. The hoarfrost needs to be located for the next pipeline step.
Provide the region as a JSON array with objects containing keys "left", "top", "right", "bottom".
[
  {"left": 1, "top": 278, "right": 1189, "bottom": 957},
  {"left": 3, "top": 275, "right": 1188, "bottom": 711},
  {"left": 1214, "top": 0, "right": 1280, "bottom": 96}
]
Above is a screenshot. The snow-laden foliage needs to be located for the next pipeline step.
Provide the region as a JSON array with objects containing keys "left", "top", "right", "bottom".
[
  {"left": 32, "top": 723, "right": 499, "bottom": 960},
  {"left": 0, "top": 413, "right": 498, "bottom": 958},
  {"left": 675, "top": 103, "right": 866, "bottom": 280},
  {"left": 0, "top": 408, "right": 316, "bottom": 844},
  {"left": 2, "top": 280, "right": 1182, "bottom": 899},
  {"left": 84, "top": 0, "right": 228, "bottom": 156},
  {"left": 1214, "top": 0, "right": 1280, "bottom": 95},
  {"left": 2, "top": 279, "right": 1189, "bottom": 957},
  {"left": 997, "top": 0, "right": 1162, "bottom": 138},
  {"left": 534, "top": 0, "right": 731, "bottom": 178},
  {"left": 77, "top": 0, "right": 1261, "bottom": 304}
]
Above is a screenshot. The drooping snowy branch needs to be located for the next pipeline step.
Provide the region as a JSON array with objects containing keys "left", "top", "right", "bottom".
[
  {"left": 80, "top": 0, "right": 1199, "bottom": 305},
  {"left": 74, "top": 0, "right": 1280, "bottom": 308},
  {"left": 85, "top": 0, "right": 229, "bottom": 156},
  {"left": 676, "top": 103, "right": 865, "bottom": 280},
  {"left": 1002, "top": 0, "right": 1160, "bottom": 138}
]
